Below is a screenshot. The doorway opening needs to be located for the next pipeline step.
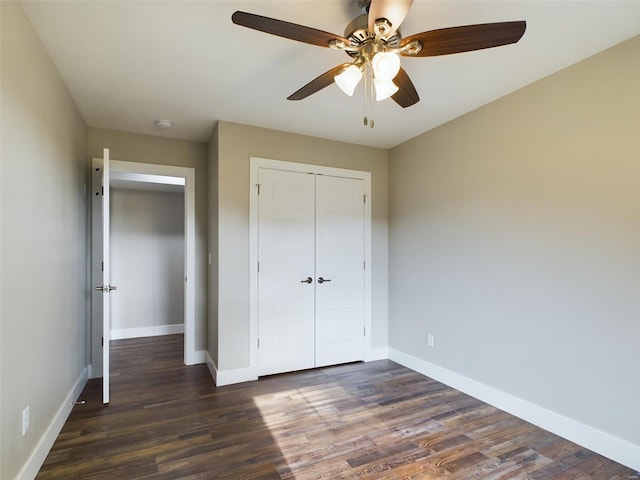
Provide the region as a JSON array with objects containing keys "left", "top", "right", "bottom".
[
  {"left": 110, "top": 173, "right": 185, "bottom": 342},
  {"left": 90, "top": 158, "right": 196, "bottom": 394}
]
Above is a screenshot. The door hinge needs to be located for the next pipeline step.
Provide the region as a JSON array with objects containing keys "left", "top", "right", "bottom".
[
  {"left": 101, "top": 261, "right": 104, "bottom": 272},
  {"left": 256, "top": 184, "right": 261, "bottom": 195},
  {"left": 257, "top": 338, "right": 260, "bottom": 349},
  {"left": 257, "top": 261, "right": 260, "bottom": 273},
  {"left": 363, "top": 327, "right": 366, "bottom": 336},
  {"left": 101, "top": 186, "right": 104, "bottom": 196},
  {"left": 363, "top": 260, "right": 366, "bottom": 270},
  {"left": 101, "top": 336, "right": 104, "bottom": 347},
  {"left": 363, "top": 194, "right": 366, "bottom": 204}
]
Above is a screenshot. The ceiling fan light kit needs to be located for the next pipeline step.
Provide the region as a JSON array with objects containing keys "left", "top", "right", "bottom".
[
  {"left": 374, "top": 77, "right": 399, "bottom": 101},
  {"left": 335, "top": 65, "right": 363, "bottom": 96},
  {"left": 232, "top": 0, "right": 526, "bottom": 128},
  {"left": 371, "top": 51, "right": 401, "bottom": 81}
]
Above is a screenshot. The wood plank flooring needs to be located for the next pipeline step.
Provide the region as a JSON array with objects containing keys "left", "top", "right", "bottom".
[{"left": 38, "top": 335, "right": 636, "bottom": 479}]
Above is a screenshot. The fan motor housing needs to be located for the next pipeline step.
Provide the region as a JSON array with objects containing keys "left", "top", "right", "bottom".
[{"left": 344, "top": 13, "right": 401, "bottom": 58}]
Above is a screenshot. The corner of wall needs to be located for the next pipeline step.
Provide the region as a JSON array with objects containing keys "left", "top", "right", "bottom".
[{"left": 207, "top": 123, "right": 220, "bottom": 368}]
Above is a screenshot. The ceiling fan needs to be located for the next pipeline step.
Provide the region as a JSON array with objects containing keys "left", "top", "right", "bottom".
[{"left": 232, "top": 0, "right": 526, "bottom": 127}]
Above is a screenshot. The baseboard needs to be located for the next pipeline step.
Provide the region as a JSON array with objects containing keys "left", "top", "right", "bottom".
[
  {"left": 110, "top": 323, "right": 184, "bottom": 340},
  {"left": 389, "top": 348, "right": 640, "bottom": 472},
  {"left": 206, "top": 356, "right": 256, "bottom": 387},
  {"left": 366, "top": 346, "right": 389, "bottom": 362},
  {"left": 17, "top": 367, "right": 88, "bottom": 480},
  {"left": 217, "top": 366, "right": 256, "bottom": 386},
  {"left": 206, "top": 351, "right": 218, "bottom": 384},
  {"left": 192, "top": 350, "right": 206, "bottom": 364}
]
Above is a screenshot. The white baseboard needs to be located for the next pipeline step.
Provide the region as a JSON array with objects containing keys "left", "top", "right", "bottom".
[
  {"left": 389, "top": 348, "right": 640, "bottom": 472},
  {"left": 366, "top": 346, "right": 389, "bottom": 362},
  {"left": 205, "top": 354, "right": 256, "bottom": 387},
  {"left": 206, "top": 351, "right": 218, "bottom": 384},
  {"left": 216, "top": 366, "right": 256, "bottom": 386},
  {"left": 110, "top": 323, "right": 184, "bottom": 340},
  {"left": 192, "top": 350, "right": 206, "bottom": 365},
  {"left": 17, "top": 367, "right": 88, "bottom": 480}
]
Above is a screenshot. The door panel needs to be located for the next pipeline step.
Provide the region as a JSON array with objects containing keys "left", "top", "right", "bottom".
[
  {"left": 92, "top": 148, "right": 111, "bottom": 404},
  {"left": 102, "top": 149, "right": 110, "bottom": 404},
  {"left": 315, "top": 175, "right": 365, "bottom": 367},
  {"left": 258, "top": 169, "right": 316, "bottom": 376}
]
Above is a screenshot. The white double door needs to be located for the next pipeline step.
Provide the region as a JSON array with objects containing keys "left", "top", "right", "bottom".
[{"left": 258, "top": 168, "right": 365, "bottom": 376}]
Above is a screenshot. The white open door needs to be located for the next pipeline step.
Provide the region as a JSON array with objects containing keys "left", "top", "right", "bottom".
[{"left": 93, "top": 148, "right": 115, "bottom": 404}]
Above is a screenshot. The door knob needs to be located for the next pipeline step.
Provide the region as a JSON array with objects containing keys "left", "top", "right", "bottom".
[
  {"left": 300, "top": 277, "right": 313, "bottom": 284},
  {"left": 317, "top": 277, "right": 331, "bottom": 284}
]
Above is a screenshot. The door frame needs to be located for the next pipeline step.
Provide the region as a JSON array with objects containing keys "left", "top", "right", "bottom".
[
  {"left": 91, "top": 158, "right": 197, "bottom": 373},
  {"left": 249, "top": 157, "right": 373, "bottom": 379}
]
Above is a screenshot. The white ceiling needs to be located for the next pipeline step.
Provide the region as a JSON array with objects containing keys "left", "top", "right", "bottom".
[{"left": 23, "top": 1, "right": 640, "bottom": 149}]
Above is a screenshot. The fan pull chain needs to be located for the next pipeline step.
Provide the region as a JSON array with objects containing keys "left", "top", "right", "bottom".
[
  {"left": 370, "top": 90, "right": 375, "bottom": 128},
  {"left": 363, "top": 63, "right": 375, "bottom": 128},
  {"left": 363, "top": 63, "right": 369, "bottom": 126}
]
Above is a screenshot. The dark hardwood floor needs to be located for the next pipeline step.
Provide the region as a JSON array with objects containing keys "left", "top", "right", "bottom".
[{"left": 37, "top": 335, "right": 636, "bottom": 479}]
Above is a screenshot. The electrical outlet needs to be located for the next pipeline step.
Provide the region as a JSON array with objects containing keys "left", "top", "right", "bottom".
[
  {"left": 22, "top": 406, "right": 30, "bottom": 435},
  {"left": 427, "top": 333, "right": 435, "bottom": 348}
]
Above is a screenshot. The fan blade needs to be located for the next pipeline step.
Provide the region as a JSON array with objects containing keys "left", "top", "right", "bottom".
[
  {"left": 288, "top": 63, "right": 352, "bottom": 101},
  {"left": 391, "top": 67, "right": 419, "bottom": 108},
  {"left": 368, "top": 0, "right": 413, "bottom": 38},
  {"left": 232, "top": 11, "right": 350, "bottom": 48},
  {"left": 400, "top": 21, "right": 526, "bottom": 57}
]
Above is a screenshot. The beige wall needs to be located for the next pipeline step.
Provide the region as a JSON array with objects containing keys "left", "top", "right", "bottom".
[
  {"left": 0, "top": 2, "right": 89, "bottom": 478},
  {"left": 389, "top": 36, "right": 640, "bottom": 447},
  {"left": 214, "top": 121, "right": 389, "bottom": 371},
  {"left": 88, "top": 128, "right": 208, "bottom": 366}
]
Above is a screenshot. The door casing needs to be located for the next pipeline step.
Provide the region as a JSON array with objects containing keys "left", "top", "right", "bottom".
[
  {"left": 90, "top": 158, "right": 197, "bottom": 378},
  {"left": 249, "top": 157, "right": 373, "bottom": 379}
]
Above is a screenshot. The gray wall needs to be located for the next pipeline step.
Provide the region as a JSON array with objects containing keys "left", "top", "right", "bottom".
[
  {"left": 389, "top": 36, "right": 640, "bottom": 446},
  {"left": 111, "top": 188, "right": 184, "bottom": 333},
  {"left": 0, "top": 2, "right": 89, "bottom": 478},
  {"left": 212, "top": 121, "right": 389, "bottom": 371},
  {"left": 88, "top": 128, "right": 208, "bottom": 363}
]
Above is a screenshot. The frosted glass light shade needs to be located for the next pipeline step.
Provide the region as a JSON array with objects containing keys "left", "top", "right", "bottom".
[
  {"left": 335, "top": 65, "right": 363, "bottom": 96},
  {"left": 372, "top": 52, "right": 400, "bottom": 81},
  {"left": 374, "top": 78, "right": 399, "bottom": 101}
]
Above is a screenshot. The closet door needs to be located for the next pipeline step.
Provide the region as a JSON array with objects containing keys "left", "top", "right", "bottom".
[
  {"left": 315, "top": 175, "right": 365, "bottom": 367},
  {"left": 257, "top": 169, "right": 316, "bottom": 376}
]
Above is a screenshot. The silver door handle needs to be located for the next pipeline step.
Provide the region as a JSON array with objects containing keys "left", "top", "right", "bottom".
[
  {"left": 300, "top": 277, "right": 313, "bottom": 284},
  {"left": 317, "top": 277, "right": 331, "bottom": 284}
]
